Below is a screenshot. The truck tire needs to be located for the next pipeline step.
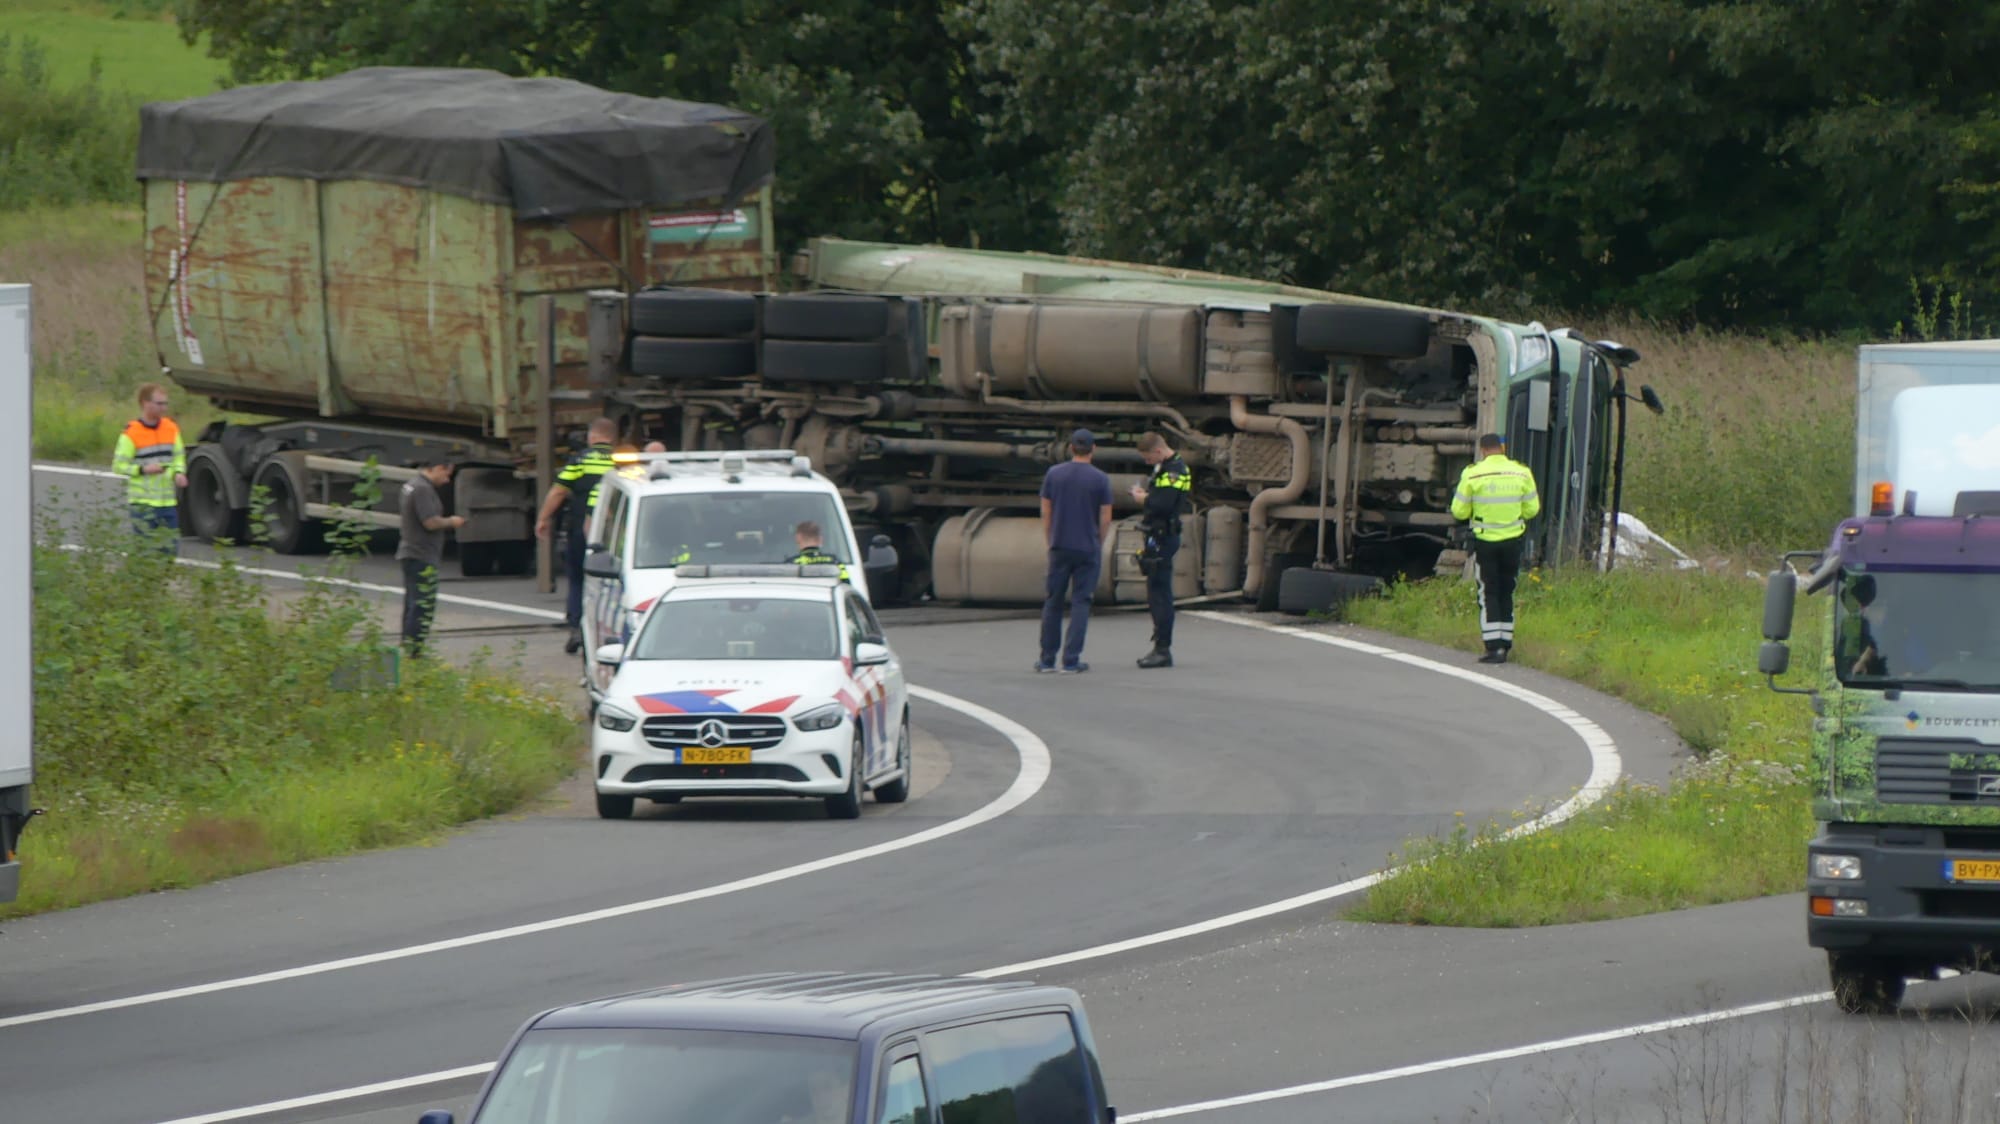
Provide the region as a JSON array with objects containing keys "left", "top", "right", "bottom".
[
  {"left": 1295, "top": 304, "right": 1432, "bottom": 359},
  {"left": 631, "top": 337, "right": 757, "bottom": 379},
  {"left": 629, "top": 288, "right": 756, "bottom": 337},
  {"left": 1828, "top": 953, "right": 1906, "bottom": 1015},
  {"left": 1277, "top": 568, "right": 1384, "bottom": 616},
  {"left": 460, "top": 542, "right": 498, "bottom": 578},
  {"left": 185, "top": 450, "right": 247, "bottom": 543},
  {"left": 1254, "top": 551, "right": 1312, "bottom": 613},
  {"left": 761, "top": 339, "right": 888, "bottom": 384},
  {"left": 252, "top": 456, "right": 324, "bottom": 555},
  {"left": 761, "top": 293, "right": 892, "bottom": 341},
  {"left": 496, "top": 540, "right": 535, "bottom": 576}
]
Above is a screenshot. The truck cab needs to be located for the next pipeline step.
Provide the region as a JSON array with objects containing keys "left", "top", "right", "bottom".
[{"left": 1760, "top": 355, "right": 2000, "bottom": 1013}]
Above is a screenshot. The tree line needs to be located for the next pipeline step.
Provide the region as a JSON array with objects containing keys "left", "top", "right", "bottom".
[{"left": 174, "top": 0, "right": 2000, "bottom": 334}]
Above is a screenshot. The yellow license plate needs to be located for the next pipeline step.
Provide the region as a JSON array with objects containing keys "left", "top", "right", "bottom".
[
  {"left": 1947, "top": 859, "right": 2000, "bottom": 883},
  {"left": 682, "top": 746, "right": 751, "bottom": 765}
]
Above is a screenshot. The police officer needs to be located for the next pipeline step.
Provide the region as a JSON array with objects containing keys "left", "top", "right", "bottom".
[
  {"left": 534, "top": 416, "right": 618, "bottom": 653},
  {"left": 1131, "top": 431, "right": 1193, "bottom": 669},
  {"left": 1449, "top": 433, "right": 1541, "bottom": 664},
  {"left": 787, "top": 520, "right": 849, "bottom": 582}
]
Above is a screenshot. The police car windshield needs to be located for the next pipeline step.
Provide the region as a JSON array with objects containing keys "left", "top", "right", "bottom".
[
  {"left": 633, "top": 491, "right": 850, "bottom": 569},
  {"left": 632, "top": 596, "right": 840, "bottom": 662},
  {"left": 472, "top": 1027, "right": 856, "bottom": 1124},
  {"left": 1834, "top": 570, "right": 2000, "bottom": 691}
]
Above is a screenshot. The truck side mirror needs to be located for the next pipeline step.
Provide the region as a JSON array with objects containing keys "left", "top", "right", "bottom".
[
  {"left": 1758, "top": 641, "right": 1790, "bottom": 677},
  {"left": 1761, "top": 569, "right": 1796, "bottom": 641},
  {"left": 584, "top": 550, "right": 621, "bottom": 579}
]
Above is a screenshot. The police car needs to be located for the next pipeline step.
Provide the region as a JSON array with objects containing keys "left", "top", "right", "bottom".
[
  {"left": 589, "top": 565, "right": 912, "bottom": 820},
  {"left": 579, "top": 450, "right": 892, "bottom": 699}
]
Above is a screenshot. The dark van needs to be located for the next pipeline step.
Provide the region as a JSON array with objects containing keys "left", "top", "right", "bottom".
[{"left": 419, "top": 971, "right": 1116, "bottom": 1124}]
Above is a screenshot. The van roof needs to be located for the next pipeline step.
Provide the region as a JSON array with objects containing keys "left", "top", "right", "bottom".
[{"left": 529, "top": 972, "right": 1078, "bottom": 1038}]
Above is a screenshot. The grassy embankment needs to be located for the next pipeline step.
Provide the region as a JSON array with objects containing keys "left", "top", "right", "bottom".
[
  {"left": 7, "top": 510, "right": 583, "bottom": 922},
  {"left": 1346, "top": 325, "right": 1858, "bottom": 926}
]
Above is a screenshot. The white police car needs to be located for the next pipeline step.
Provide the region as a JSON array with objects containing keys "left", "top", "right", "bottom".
[
  {"left": 589, "top": 565, "right": 911, "bottom": 820},
  {"left": 579, "top": 450, "right": 896, "bottom": 700}
]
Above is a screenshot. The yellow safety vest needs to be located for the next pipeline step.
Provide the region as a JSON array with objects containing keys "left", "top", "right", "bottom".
[
  {"left": 556, "top": 443, "right": 619, "bottom": 509},
  {"left": 1450, "top": 454, "right": 1541, "bottom": 542}
]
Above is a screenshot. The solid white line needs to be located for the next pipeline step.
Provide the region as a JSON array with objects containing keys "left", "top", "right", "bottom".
[
  {"left": 0, "top": 685, "right": 1049, "bottom": 1037},
  {"left": 33, "top": 463, "right": 123, "bottom": 480},
  {"left": 1119, "top": 991, "right": 1834, "bottom": 1120},
  {"left": 144, "top": 611, "right": 1638, "bottom": 1123}
]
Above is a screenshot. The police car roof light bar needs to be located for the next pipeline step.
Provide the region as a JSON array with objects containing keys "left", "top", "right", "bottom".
[{"left": 675, "top": 563, "right": 846, "bottom": 581}]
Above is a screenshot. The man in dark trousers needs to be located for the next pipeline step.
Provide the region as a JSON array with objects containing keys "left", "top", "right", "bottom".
[
  {"left": 1449, "top": 433, "right": 1540, "bottom": 664},
  {"left": 1130, "top": 431, "right": 1193, "bottom": 668},
  {"left": 397, "top": 458, "right": 467, "bottom": 659},
  {"left": 534, "top": 416, "right": 618, "bottom": 654},
  {"left": 1036, "top": 428, "right": 1113, "bottom": 674}
]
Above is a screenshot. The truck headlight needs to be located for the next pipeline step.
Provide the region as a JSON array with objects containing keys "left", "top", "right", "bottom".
[
  {"left": 793, "top": 703, "right": 846, "bottom": 732},
  {"left": 1811, "top": 854, "right": 1863, "bottom": 880},
  {"left": 597, "top": 704, "right": 639, "bottom": 733}
]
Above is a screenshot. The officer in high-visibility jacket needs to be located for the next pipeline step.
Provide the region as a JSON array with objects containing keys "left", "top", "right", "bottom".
[
  {"left": 1131, "top": 431, "right": 1193, "bottom": 669},
  {"left": 534, "top": 416, "right": 619, "bottom": 652},
  {"left": 112, "top": 382, "right": 187, "bottom": 554},
  {"left": 787, "top": 520, "right": 849, "bottom": 582},
  {"left": 1449, "top": 433, "right": 1541, "bottom": 664}
]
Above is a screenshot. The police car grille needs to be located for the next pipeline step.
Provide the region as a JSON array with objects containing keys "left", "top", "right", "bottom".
[
  {"left": 641, "top": 715, "right": 789, "bottom": 751},
  {"left": 1875, "top": 738, "right": 2000, "bottom": 805}
]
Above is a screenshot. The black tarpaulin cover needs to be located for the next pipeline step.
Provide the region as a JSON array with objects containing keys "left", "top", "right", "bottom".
[{"left": 137, "top": 67, "right": 775, "bottom": 219}]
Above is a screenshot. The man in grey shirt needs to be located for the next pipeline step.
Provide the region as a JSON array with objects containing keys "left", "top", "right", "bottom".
[{"left": 397, "top": 458, "right": 466, "bottom": 657}]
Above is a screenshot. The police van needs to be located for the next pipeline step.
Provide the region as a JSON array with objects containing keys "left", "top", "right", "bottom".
[{"left": 580, "top": 450, "right": 892, "bottom": 698}]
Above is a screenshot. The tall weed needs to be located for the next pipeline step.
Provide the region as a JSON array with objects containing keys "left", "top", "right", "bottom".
[{"left": 0, "top": 34, "right": 142, "bottom": 210}]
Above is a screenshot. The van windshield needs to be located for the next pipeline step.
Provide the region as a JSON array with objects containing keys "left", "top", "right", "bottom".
[
  {"left": 634, "top": 491, "right": 850, "bottom": 569},
  {"left": 473, "top": 1027, "right": 856, "bottom": 1124}
]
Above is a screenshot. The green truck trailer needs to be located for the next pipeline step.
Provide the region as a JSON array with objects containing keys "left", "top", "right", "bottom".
[
  {"left": 142, "top": 67, "right": 1662, "bottom": 607},
  {"left": 1759, "top": 342, "right": 2000, "bottom": 1013}
]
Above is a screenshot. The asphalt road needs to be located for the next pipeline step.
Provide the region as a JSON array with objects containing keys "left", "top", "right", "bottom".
[{"left": 15, "top": 465, "right": 1997, "bottom": 1124}]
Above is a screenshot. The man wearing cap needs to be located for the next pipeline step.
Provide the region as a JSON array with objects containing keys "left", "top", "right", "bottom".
[
  {"left": 1450, "top": 433, "right": 1541, "bottom": 664},
  {"left": 1036, "top": 428, "right": 1114, "bottom": 673}
]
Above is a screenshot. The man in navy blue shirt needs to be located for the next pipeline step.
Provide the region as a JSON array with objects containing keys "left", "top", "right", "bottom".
[{"left": 1037, "top": 428, "right": 1114, "bottom": 673}]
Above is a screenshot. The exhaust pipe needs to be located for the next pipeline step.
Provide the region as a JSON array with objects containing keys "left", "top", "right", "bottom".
[{"left": 1230, "top": 396, "right": 1311, "bottom": 600}]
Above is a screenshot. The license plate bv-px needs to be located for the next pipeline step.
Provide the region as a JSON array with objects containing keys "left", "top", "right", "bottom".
[
  {"left": 682, "top": 746, "right": 752, "bottom": 765},
  {"left": 1945, "top": 859, "right": 2000, "bottom": 883}
]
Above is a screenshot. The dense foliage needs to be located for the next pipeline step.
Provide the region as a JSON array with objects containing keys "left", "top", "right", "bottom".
[{"left": 165, "top": 0, "right": 2000, "bottom": 334}]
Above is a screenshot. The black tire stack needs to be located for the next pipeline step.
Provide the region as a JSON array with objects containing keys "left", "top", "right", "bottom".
[
  {"left": 757, "top": 293, "right": 922, "bottom": 384},
  {"left": 627, "top": 287, "right": 759, "bottom": 379}
]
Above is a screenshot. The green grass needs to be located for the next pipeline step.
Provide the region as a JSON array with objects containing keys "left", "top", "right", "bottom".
[
  {"left": 1342, "top": 567, "right": 1823, "bottom": 926},
  {"left": 5, "top": 512, "right": 584, "bottom": 920},
  {"left": 5, "top": 0, "right": 226, "bottom": 101}
]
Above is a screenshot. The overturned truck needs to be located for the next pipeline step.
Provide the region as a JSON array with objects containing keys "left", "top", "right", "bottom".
[
  {"left": 140, "top": 67, "right": 1660, "bottom": 609},
  {"left": 587, "top": 239, "right": 1665, "bottom": 610}
]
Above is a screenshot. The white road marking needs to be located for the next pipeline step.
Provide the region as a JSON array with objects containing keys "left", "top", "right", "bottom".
[
  {"left": 0, "top": 685, "right": 1049, "bottom": 1037},
  {"left": 33, "top": 463, "right": 123, "bottom": 480},
  {"left": 141, "top": 611, "right": 1639, "bottom": 1123},
  {"left": 1118, "top": 991, "right": 1834, "bottom": 1121}
]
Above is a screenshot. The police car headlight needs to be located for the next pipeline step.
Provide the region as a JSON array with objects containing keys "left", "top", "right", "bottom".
[
  {"left": 597, "top": 703, "right": 639, "bottom": 733},
  {"left": 793, "top": 703, "right": 846, "bottom": 732}
]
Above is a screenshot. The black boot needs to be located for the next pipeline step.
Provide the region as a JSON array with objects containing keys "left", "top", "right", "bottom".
[
  {"left": 1478, "top": 646, "right": 1507, "bottom": 664},
  {"left": 564, "top": 626, "right": 583, "bottom": 655},
  {"left": 1137, "top": 648, "right": 1173, "bottom": 669}
]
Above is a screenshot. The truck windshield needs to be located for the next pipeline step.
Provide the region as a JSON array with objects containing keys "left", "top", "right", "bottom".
[
  {"left": 634, "top": 491, "right": 850, "bottom": 569},
  {"left": 1834, "top": 570, "right": 2000, "bottom": 690},
  {"left": 632, "top": 596, "right": 840, "bottom": 661},
  {"left": 473, "top": 1027, "right": 856, "bottom": 1124}
]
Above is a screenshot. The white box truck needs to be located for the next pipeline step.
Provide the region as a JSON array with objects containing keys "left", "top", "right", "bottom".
[{"left": 1, "top": 283, "right": 32, "bottom": 904}]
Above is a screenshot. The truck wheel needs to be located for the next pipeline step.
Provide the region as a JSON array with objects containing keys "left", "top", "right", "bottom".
[
  {"left": 1828, "top": 953, "right": 1906, "bottom": 1014},
  {"left": 629, "top": 288, "right": 756, "bottom": 337},
  {"left": 496, "top": 540, "right": 535, "bottom": 576},
  {"left": 185, "top": 452, "right": 246, "bottom": 543},
  {"left": 1295, "top": 304, "right": 1432, "bottom": 359},
  {"left": 1277, "top": 568, "right": 1384, "bottom": 616},
  {"left": 761, "top": 339, "right": 888, "bottom": 383},
  {"left": 762, "top": 293, "right": 892, "bottom": 341},
  {"left": 595, "top": 792, "right": 635, "bottom": 820},
  {"left": 631, "top": 337, "right": 757, "bottom": 379},
  {"left": 460, "top": 543, "right": 498, "bottom": 578},
  {"left": 1254, "top": 551, "right": 1312, "bottom": 613},
  {"left": 252, "top": 458, "right": 324, "bottom": 555}
]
